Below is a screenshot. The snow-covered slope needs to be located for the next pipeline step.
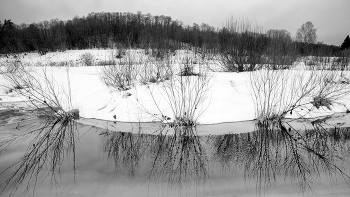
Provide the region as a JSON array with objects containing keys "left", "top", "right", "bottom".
[{"left": 1, "top": 49, "right": 349, "bottom": 124}]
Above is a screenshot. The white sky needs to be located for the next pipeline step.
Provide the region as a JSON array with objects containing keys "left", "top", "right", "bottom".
[{"left": 0, "top": 0, "right": 349, "bottom": 45}]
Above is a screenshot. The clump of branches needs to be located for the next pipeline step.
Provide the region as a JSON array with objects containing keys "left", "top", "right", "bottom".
[
  {"left": 218, "top": 17, "right": 266, "bottom": 72},
  {"left": 249, "top": 68, "right": 350, "bottom": 121},
  {"left": 0, "top": 57, "right": 23, "bottom": 74},
  {"left": 99, "top": 64, "right": 134, "bottom": 91},
  {"left": 264, "top": 29, "right": 298, "bottom": 70},
  {"left": 99, "top": 51, "right": 140, "bottom": 91},
  {"left": 134, "top": 48, "right": 212, "bottom": 126},
  {"left": 138, "top": 53, "right": 173, "bottom": 85},
  {"left": 115, "top": 48, "right": 126, "bottom": 59},
  {"left": 141, "top": 71, "right": 212, "bottom": 127},
  {"left": 2, "top": 64, "right": 76, "bottom": 119},
  {"left": 80, "top": 52, "right": 95, "bottom": 66},
  {"left": 99, "top": 48, "right": 177, "bottom": 90},
  {"left": 178, "top": 53, "right": 198, "bottom": 76}
]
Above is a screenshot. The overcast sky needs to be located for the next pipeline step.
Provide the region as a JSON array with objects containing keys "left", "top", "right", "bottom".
[{"left": 0, "top": 0, "right": 349, "bottom": 45}]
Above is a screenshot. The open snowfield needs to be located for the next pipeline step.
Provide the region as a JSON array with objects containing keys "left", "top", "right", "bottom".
[{"left": 1, "top": 49, "right": 350, "bottom": 125}]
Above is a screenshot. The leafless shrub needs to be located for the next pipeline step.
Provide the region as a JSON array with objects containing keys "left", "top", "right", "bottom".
[
  {"left": 219, "top": 17, "right": 265, "bottom": 72},
  {"left": 99, "top": 49, "right": 176, "bottom": 89},
  {"left": 2, "top": 65, "right": 75, "bottom": 118},
  {"left": 0, "top": 63, "right": 79, "bottom": 196},
  {"left": 196, "top": 47, "right": 217, "bottom": 70},
  {"left": 139, "top": 71, "right": 212, "bottom": 126},
  {"left": 99, "top": 52, "right": 139, "bottom": 91},
  {"left": 265, "top": 29, "right": 297, "bottom": 70},
  {"left": 311, "top": 96, "right": 332, "bottom": 110},
  {"left": 249, "top": 69, "right": 350, "bottom": 121},
  {"left": 80, "top": 52, "right": 95, "bottom": 66},
  {"left": 138, "top": 60, "right": 159, "bottom": 84},
  {"left": 138, "top": 55, "right": 173, "bottom": 85},
  {"left": 179, "top": 55, "right": 197, "bottom": 76},
  {"left": 99, "top": 65, "right": 134, "bottom": 91},
  {"left": 115, "top": 48, "right": 126, "bottom": 59},
  {"left": 0, "top": 58, "right": 23, "bottom": 74}
]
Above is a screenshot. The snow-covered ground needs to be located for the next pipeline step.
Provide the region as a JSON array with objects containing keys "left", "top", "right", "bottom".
[{"left": 1, "top": 49, "right": 350, "bottom": 125}]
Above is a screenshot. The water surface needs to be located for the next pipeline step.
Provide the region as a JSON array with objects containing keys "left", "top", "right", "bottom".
[{"left": 1, "top": 114, "right": 350, "bottom": 197}]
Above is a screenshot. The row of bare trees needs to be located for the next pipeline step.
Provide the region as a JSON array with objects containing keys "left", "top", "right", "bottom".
[
  {"left": 0, "top": 13, "right": 346, "bottom": 59},
  {"left": 0, "top": 12, "right": 218, "bottom": 54},
  {"left": 218, "top": 19, "right": 296, "bottom": 72},
  {"left": 215, "top": 18, "right": 350, "bottom": 72}
]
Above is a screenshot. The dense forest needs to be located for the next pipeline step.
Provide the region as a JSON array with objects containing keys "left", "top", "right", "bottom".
[{"left": 0, "top": 11, "right": 346, "bottom": 57}]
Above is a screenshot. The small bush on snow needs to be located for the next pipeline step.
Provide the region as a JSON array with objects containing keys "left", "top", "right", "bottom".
[
  {"left": 311, "top": 96, "right": 332, "bottom": 110},
  {"left": 80, "top": 52, "right": 95, "bottom": 66},
  {"left": 99, "top": 65, "right": 133, "bottom": 91},
  {"left": 142, "top": 73, "right": 212, "bottom": 126},
  {"left": 249, "top": 69, "right": 350, "bottom": 121}
]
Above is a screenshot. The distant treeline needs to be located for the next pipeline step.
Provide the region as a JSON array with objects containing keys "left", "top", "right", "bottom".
[{"left": 0, "top": 11, "right": 344, "bottom": 56}]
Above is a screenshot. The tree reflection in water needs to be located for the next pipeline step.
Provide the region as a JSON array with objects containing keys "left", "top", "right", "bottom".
[
  {"left": 2, "top": 119, "right": 350, "bottom": 196},
  {"left": 0, "top": 117, "right": 78, "bottom": 196},
  {"left": 147, "top": 126, "right": 209, "bottom": 188},
  {"left": 99, "top": 125, "right": 209, "bottom": 189},
  {"left": 212, "top": 120, "right": 350, "bottom": 194},
  {"left": 100, "top": 131, "right": 145, "bottom": 177}
]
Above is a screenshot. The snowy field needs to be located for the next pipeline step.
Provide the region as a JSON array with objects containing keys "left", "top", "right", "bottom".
[{"left": 1, "top": 49, "right": 350, "bottom": 125}]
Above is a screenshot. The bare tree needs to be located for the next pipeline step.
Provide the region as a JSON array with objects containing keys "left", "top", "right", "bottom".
[
  {"left": 219, "top": 17, "right": 265, "bottom": 72},
  {"left": 265, "top": 29, "right": 297, "bottom": 70},
  {"left": 296, "top": 21, "right": 317, "bottom": 44}
]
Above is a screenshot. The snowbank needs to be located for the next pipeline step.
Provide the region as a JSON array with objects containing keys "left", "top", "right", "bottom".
[{"left": 1, "top": 49, "right": 349, "bottom": 124}]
